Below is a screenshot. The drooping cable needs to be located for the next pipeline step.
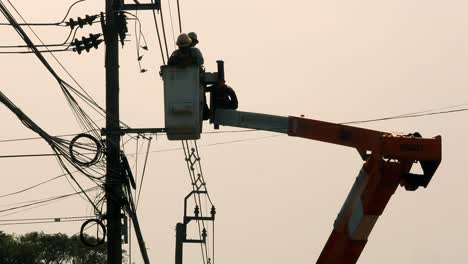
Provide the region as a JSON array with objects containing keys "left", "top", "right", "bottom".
[
  {"left": 0, "top": 48, "right": 72, "bottom": 54},
  {"left": 341, "top": 107, "right": 468, "bottom": 125},
  {"left": 151, "top": 0, "right": 167, "bottom": 64},
  {"left": 0, "top": 90, "right": 105, "bottom": 213},
  {"left": 158, "top": 3, "right": 170, "bottom": 58},
  {"left": 123, "top": 10, "right": 148, "bottom": 72},
  {"left": 181, "top": 141, "right": 205, "bottom": 263},
  {"left": 0, "top": 215, "right": 93, "bottom": 222},
  {"left": 59, "top": 0, "right": 88, "bottom": 24},
  {"left": 0, "top": 26, "right": 79, "bottom": 50},
  {"left": 1, "top": 1, "right": 113, "bottom": 132},
  {"left": 0, "top": 1, "right": 101, "bottom": 138},
  {"left": 166, "top": 0, "right": 177, "bottom": 47},
  {"left": 176, "top": 0, "right": 182, "bottom": 33},
  {"left": 0, "top": 174, "right": 66, "bottom": 198},
  {"left": 0, "top": 0, "right": 87, "bottom": 26},
  {"left": 181, "top": 140, "right": 215, "bottom": 264},
  {"left": 136, "top": 137, "right": 152, "bottom": 209},
  {"left": 0, "top": 186, "right": 99, "bottom": 214}
]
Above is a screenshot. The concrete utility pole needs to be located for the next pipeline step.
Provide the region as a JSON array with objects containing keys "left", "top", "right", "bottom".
[{"left": 105, "top": 0, "right": 123, "bottom": 263}]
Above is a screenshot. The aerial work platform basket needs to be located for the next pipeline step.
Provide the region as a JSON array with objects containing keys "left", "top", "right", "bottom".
[{"left": 161, "top": 65, "right": 204, "bottom": 140}]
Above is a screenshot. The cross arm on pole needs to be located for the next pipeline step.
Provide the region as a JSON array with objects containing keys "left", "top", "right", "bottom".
[{"left": 120, "top": 1, "right": 161, "bottom": 11}]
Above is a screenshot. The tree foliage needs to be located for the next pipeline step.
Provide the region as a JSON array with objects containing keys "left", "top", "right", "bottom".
[{"left": 0, "top": 231, "right": 107, "bottom": 264}]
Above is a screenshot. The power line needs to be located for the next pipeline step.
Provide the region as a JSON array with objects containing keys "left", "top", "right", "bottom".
[
  {"left": 0, "top": 173, "right": 66, "bottom": 198},
  {"left": 0, "top": 132, "right": 80, "bottom": 143},
  {"left": 1, "top": 103, "right": 465, "bottom": 144},
  {"left": 0, "top": 215, "right": 92, "bottom": 222},
  {"left": 0, "top": 0, "right": 87, "bottom": 26},
  {"left": 0, "top": 151, "right": 98, "bottom": 159},
  {"left": 0, "top": 186, "right": 100, "bottom": 208},
  {"left": 0, "top": 219, "right": 84, "bottom": 226},
  {"left": 158, "top": 1, "right": 170, "bottom": 58},
  {"left": 341, "top": 107, "right": 468, "bottom": 125},
  {"left": 0, "top": 48, "right": 72, "bottom": 54},
  {"left": 0, "top": 217, "right": 93, "bottom": 226},
  {"left": 0, "top": 186, "right": 100, "bottom": 214},
  {"left": 1, "top": 0, "right": 106, "bottom": 138},
  {"left": 151, "top": 0, "right": 167, "bottom": 64},
  {"left": 176, "top": 0, "right": 182, "bottom": 33},
  {"left": 0, "top": 42, "right": 70, "bottom": 48},
  {"left": 1, "top": 104, "right": 467, "bottom": 159},
  {"left": 0, "top": 153, "right": 63, "bottom": 158},
  {"left": 0, "top": 129, "right": 259, "bottom": 145},
  {"left": 166, "top": 0, "right": 176, "bottom": 46},
  {"left": 136, "top": 138, "right": 152, "bottom": 209}
]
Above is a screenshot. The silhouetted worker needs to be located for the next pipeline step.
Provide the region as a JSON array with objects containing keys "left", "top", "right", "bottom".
[
  {"left": 168, "top": 33, "right": 204, "bottom": 67},
  {"left": 188, "top": 32, "right": 199, "bottom": 47},
  {"left": 207, "top": 80, "right": 238, "bottom": 110}
]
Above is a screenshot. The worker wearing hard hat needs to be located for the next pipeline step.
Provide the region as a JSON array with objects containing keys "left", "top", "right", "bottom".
[
  {"left": 207, "top": 80, "right": 238, "bottom": 110},
  {"left": 188, "top": 32, "right": 199, "bottom": 47},
  {"left": 168, "top": 33, "right": 204, "bottom": 67}
]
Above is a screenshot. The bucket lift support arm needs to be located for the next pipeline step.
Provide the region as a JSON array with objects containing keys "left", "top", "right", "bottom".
[{"left": 212, "top": 109, "right": 442, "bottom": 264}]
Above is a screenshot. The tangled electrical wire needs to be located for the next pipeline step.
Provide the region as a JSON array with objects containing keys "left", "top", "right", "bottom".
[
  {"left": 0, "top": 90, "right": 105, "bottom": 210},
  {"left": 0, "top": 0, "right": 101, "bottom": 54},
  {"left": 0, "top": 0, "right": 88, "bottom": 27},
  {"left": 0, "top": 1, "right": 111, "bottom": 217}
]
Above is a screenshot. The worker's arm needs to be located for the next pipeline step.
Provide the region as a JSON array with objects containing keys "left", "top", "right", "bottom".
[
  {"left": 226, "top": 87, "right": 238, "bottom": 109},
  {"left": 192, "top": 47, "right": 204, "bottom": 65}
]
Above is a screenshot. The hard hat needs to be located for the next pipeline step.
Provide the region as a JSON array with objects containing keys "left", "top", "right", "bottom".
[
  {"left": 188, "top": 32, "right": 199, "bottom": 45},
  {"left": 176, "top": 33, "right": 192, "bottom": 48}
]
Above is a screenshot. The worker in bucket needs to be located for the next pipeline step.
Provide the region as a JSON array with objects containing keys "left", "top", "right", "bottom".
[
  {"left": 168, "top": 33, "right": 204, "bottom": 67},
  {"left": 188, "top": 32, "right": 199, "bottom": 47},
  {"left": 207, "top": 79, "right": 238, "bottom": 110}
]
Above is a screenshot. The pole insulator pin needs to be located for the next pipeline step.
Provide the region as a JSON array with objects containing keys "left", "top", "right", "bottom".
[
  {"left": 210, "top": 206, "right": 216, "bottom": 217},
  {"left": 194, "top": 205, "right": 200, "bottom": 217}
]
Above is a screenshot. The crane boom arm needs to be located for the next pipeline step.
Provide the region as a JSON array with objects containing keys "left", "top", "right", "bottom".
[
  {"left": 213, "top": 109, "right": 442, "bottom": 264},
  {"left": 214, "top": 109, "right": 441, "bottom": 161}
]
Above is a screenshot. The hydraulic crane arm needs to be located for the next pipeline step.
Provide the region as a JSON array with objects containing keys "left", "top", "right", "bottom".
[{"left": 213, "top": 108, "right": 442, "bottom": 264}]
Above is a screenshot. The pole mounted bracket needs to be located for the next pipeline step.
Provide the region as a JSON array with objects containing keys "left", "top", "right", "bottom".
[{"left": 120, "top": 1, "right": 161, "bottom": 11}]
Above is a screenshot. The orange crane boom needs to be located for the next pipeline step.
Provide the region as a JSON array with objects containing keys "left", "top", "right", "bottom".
[
  {"left": 214, "top": 109, "right": 442, "bottom": 263},
  {"left": 160, "top": 63, "right": 442, "bottom": 263}
]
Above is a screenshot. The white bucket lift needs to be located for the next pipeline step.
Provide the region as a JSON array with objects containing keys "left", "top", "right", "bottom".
[{"left": 161, "top": 66, "right": 203, "bottom": 140}]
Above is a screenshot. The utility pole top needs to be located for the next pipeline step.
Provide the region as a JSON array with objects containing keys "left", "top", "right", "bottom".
[{"left": 104, "top": 1, "right": 160, "bottom": 263}]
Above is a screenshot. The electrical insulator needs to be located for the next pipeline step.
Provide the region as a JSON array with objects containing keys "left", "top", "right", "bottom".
[
  {"left": 202, "top": 228, "right": 207, "bottom": 240},
  {"left": 117, "top": 12, "right": 128, "bottom": 47},
  {"left": 210, "top": 206, "right": 216, "bottom": 217},
  {"left": 72, "top": 38, "right": 84, "bottom": 54},
  {"left": 67, "top": 14, "right": 98, "bottom": 29},
  {"left": 121, "top": 215, "right": 129, "bottom": 244},
  {"left": 85, "top": 33, "right": 102, "bottom": 52},
  {"left": 194, "top": 205, "right": 200, "bottom": 217},
  {"left": 72, "top": 33, "right": 103, "bottom": 54}
]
